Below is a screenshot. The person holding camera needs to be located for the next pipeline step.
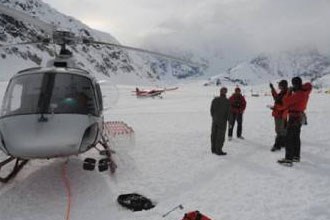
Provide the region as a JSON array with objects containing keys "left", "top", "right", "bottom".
[
  {"left": 269, "top": 80, "right": 289, "bottom": 152},
  {"left": 277, "top": 77, "right": 312, "bottom": 166},
  {"left": 228, "top": 87, "right": 246, "bottom": 140}
]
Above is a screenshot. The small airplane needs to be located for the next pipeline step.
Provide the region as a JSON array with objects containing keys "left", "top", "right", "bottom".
[
  {"left": 133, "top": 87, "right": 179, "bottom": 98},
  {"left": 0, "top": 5, "right": 194, "bottom": 183}
]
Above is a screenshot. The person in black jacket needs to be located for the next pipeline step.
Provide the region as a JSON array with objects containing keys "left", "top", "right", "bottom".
[{"left": 210, "top": 87, "right": 230, "bottom": 155}]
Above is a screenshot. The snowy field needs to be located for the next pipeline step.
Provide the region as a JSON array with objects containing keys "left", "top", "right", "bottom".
[{"left": 0, "top": 81, "right": 329, "bottom": 220}]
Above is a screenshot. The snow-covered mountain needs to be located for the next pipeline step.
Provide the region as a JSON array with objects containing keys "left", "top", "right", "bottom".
[
  {"left": 0, "top": 0, "right": 203, "bottom": 83},
  {"left": 207, "top": 49, "right": 330, "bottom": 87}
]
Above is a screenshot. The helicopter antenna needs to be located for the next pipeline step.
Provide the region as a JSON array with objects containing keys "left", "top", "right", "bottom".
[{"left": 82, "top": 39, "right": 203, "bottom": 67}]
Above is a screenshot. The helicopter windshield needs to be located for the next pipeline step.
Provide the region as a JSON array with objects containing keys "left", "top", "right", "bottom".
[{"left": 1, "top": 72, "right": 98, "bottom": 117}]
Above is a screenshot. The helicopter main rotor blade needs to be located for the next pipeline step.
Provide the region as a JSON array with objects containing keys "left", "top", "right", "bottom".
[
  {"left": 0, "top": 4, "right": 55, "bottom": 36},
  {"left": 0, "top": 5, "right": 204, "bottom": 68},
  {"left": 84, "top": 40, "right": 203, "bottom": 67}
]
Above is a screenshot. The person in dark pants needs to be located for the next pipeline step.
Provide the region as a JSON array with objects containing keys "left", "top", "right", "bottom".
[
  {"left": 277, "top": 77, "right": 312, "bottom": 166},
  {"left": 228, "top": 87, "right": 246, "bottom": 140},
  {"left": 269, "top": 80, "right": 289, "bottom": 151},
  {"left": 210, "top": 87, "right": 230, "bottom": 155},
  {"left": 285, "top": 117, "right": 302, "bottom": 163}
]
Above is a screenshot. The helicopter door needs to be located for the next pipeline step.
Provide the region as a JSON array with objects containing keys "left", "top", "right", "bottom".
[
  {"left": 1, "top": 74, "right": 43, "bottom": 117},
  {"left": 3, "top": 83, "right": 23, "bottom": 115}
]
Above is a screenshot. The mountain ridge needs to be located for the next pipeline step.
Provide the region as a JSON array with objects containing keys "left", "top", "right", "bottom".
[
  {"left": 0, "top": 0, "right": 203, "bottom": 83},
  {"left": 206, "top": 49, "right": 330, "bottom": 88}
]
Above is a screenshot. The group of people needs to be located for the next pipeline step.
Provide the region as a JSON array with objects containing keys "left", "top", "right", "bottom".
[
  {"left": 210, "top": 87, "right": 246, "bottom": 155},
  {"left": 270, "top": 77, "right": 312, "bottom": 166},
  {"left": 210, "top": 76, "right": 312, "bottom": 167}
]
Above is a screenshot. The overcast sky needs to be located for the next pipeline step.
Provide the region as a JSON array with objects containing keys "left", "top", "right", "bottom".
[{"left": 42, "top": 0, "right": 330, "bottom": 59}]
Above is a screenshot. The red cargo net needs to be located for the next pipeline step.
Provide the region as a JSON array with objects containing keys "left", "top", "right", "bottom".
[{"left": 103, "top": 121, "right": 134, "bottom": 137}]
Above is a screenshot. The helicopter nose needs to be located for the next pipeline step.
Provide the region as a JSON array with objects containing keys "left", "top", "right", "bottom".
[{"left": 0, "top": 114, "right": 97, "bottom": 159}]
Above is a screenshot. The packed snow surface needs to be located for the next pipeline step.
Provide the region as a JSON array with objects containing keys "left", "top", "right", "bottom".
[{"left": 0, "top": 81, "right": 329, "bottom": 220}]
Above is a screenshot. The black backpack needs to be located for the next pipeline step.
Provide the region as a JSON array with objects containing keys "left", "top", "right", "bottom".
[{"left": 117, "top": 193, "right": 155, "bottom": 211}]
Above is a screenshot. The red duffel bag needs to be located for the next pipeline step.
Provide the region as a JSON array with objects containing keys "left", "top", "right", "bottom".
[{"left": 181, "top": 210, "right": 212, "bottom": 220}]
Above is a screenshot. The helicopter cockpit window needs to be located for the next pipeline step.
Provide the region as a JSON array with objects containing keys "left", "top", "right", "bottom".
[
  {"left": 50, "top": 74, "right": 97, "bottom": 115},
  {"left": 1, "top": 73, "right": 97, "bottom": 117}
]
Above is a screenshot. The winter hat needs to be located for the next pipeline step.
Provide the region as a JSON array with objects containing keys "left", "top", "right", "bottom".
[
  {"left": 235, "top": 87, "right": 241, "bottom": 93},
  {"left": 291, "top": 77, "right": 302, "bottom": 90},
  {"left": 220, "top": 87, "right": 228, "bottom": 95},
  {"left": 278, "top": 80, "right": 288, "bottom": 89}
]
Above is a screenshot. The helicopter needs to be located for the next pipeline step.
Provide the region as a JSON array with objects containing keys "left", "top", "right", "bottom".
[
  {"left": 0, "top": 5, "right": 201, "bottom": 183},
  {"left": 0, "top": 31, "right": 117, "bottom": 183}
]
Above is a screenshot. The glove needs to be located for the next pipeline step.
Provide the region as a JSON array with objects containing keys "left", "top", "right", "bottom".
[
  {"left": 269, "top": 83, "right": 274, "bottom": 89},
  {"left": 266, "top": 104, "right": 274, "bottom": 110}
]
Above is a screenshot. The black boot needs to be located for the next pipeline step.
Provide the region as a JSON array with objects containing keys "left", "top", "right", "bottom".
[
  {"left": 271, "top": 136, "right": 281, "bottom": 152},
  {"left": 277, "top": 158, "right": 293, "bottom": 167},
  {"left": 279, "top": 136, "right": 286, "bottom": 149}
]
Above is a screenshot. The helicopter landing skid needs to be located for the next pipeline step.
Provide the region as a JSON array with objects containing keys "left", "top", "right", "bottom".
[
  {"left": 0, "top": 157, "right": 28, "bottom": 183},
  {"left": 97, "top": 134, "right": 117, "bottom": 173}
]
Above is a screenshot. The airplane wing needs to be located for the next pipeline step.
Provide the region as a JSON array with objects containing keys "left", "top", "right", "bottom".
[
  {"left": 132, "top": 87, "right": 178, "bottom": 98},
  {"left": 163, "top": 87, "right": 179, "bottom": 91},
  {"left": 136, "top": 90, "right": 162, "bottom": 97}
]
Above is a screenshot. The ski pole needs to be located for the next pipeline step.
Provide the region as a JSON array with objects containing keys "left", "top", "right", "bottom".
[{"left": 162, "top": 204, "right": 184, "bottom": 218}]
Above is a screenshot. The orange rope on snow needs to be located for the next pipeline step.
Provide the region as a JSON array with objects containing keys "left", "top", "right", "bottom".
[{"left": 61, "top": 160, "right": 72, "bottom": 220}]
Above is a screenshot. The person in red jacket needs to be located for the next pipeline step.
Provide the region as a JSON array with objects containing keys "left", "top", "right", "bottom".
[
  {"left": 277, "top": 77, "right": 312, "bottom": 166},
  {"left": 228, "top": 87, "right": 246, "bottom": 140},
  {"left": 269, "top": 80, "right": 289, "bottom": 151}
]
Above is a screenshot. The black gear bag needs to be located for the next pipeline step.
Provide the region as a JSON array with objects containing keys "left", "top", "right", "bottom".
[{"left": 117, "top": 193, "right": 155, "bottom": 211}]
